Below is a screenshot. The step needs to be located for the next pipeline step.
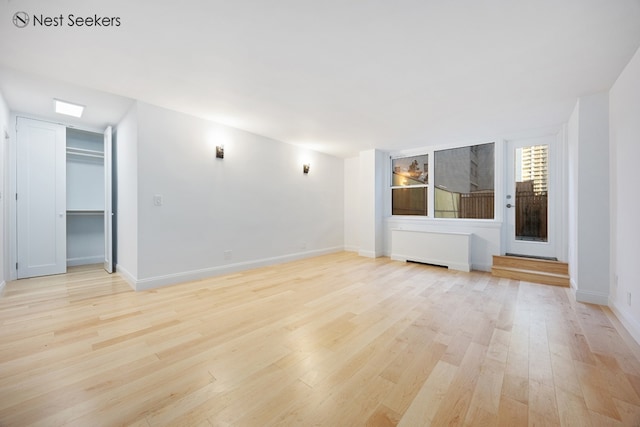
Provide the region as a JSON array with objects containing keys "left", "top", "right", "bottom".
[
  {"left": 491, "top": 255, "right": 570, "bottom": 287},
  {"left": 492, "top": 255, "right": 568, "bottom": 275},
  {"left": 491, "top": 266, "right": 570, "bottom": 287}
]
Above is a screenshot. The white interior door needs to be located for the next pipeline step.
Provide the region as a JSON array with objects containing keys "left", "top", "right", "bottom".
[
  {"left": 103, "top": 126, "right": 113, "bottom": 273},
  {"left": 505, "top": 135, "right": 558, "bottom": 259},
  {"left": 17, "top": 118, "right": 67, "bottom": 278}
]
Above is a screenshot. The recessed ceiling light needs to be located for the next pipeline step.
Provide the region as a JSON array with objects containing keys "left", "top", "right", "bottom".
[{"left": 54, "top": 99, "right": 84, "bottom": 118}]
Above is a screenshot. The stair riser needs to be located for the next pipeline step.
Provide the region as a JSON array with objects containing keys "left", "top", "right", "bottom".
[{"left": 491, "top": 267, "right": 570, "bottom": 287}]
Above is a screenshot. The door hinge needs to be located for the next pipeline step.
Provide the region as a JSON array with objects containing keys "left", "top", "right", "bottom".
[
  {"left": 16, "top": 262, "right": 18, "bottom": 270},
  {"left": 15, "top": 193, "right": 18, "bottom": 200}
]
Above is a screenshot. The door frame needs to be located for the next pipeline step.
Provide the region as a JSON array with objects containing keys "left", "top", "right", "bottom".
[
  {"left": 103, "top": 126, "right": 113, "bottom": 273},
  {"left": 9, "top": 114, "right": 114, "bottom": 280},
  {"left": 504, "top": 130, "right": 566, "bottom": 260}
]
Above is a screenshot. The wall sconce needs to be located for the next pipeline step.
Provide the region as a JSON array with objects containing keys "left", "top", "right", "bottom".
[
  {"left": 216, "top": 145, "right": 224, "bottom": 159},
  {"left": 303, "top": 163, "right": 310, "bottom": 174}
]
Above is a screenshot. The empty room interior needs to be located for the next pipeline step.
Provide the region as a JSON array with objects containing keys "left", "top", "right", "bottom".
[{"left": 1, "top": 1, "right": 640, "bottom": 426}]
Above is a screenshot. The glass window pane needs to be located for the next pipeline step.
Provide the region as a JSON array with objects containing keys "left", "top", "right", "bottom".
[
  {"left": 515, "top": 144, "right": 548, "bottom": 241},
  {"left": 434, "top": 143, "right": 494, "bottom": 219},
  {"left": 392, "top": 155, "right": 428, "bottom": 186},
  {"left": 392, "top": 187, "right": 428, "bottom": 216}
]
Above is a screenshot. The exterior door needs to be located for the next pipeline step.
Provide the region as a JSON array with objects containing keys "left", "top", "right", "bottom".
[
  {"left": 103, "top": 126, "right": 113, "bottom": 273},
  {"left": 505, "top": 135, "right": 558, "bottom": 259},
  {"left": 17, "top": 117, "right": 67, "bottom": 278}
]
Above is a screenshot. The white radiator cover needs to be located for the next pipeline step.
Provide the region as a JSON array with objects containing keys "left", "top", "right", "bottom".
[{"left": 390, "top": 229, "right": 471, "bottom": 272}]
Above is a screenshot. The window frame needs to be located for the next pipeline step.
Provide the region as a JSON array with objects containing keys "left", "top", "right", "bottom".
[
  {"left": 389, "top": 141, "right": 499, "bottom": 221},
  {"left": 390, "top": 154, "right": 430, "bottom": 217}
]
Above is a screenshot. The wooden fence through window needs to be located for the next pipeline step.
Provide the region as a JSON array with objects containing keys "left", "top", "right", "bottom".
[
  {"left": 459, "top": 191, "right": 494, "bottom": 219},
  {"left": 515, "top": 192, "right": 548, "bottom": 240},
  {"left": 395, "top": 186, "right": 547, "bottom": 237}
]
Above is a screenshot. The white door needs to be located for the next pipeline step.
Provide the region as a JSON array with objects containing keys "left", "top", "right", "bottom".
[
  {"left": 505, "top": 135, "right": 558, "bottom": 259},
  {"left": 17, "top": 118, "right": 67, "bottom": 278},
  {"left": 103, "top": 126, "right": 113, "bottom": 273}
]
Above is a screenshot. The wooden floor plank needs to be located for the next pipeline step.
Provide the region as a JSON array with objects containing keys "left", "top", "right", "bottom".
[{"left": 0, "top": 253, "right": 639, "bottom": 426}]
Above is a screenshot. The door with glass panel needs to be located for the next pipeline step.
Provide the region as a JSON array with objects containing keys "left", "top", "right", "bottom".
[{"left": 505, "top": 135, "right": 557, "bottom": 259}]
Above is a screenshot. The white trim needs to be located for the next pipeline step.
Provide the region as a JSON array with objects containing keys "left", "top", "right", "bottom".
[
  {"left": 115, "top": 264, "right": 137, "bottom": 290},
  {"left": 609, "top": 301, "right": 640, "bottom": 346},
  {"left": 358, "top": 249, "right": 378, "bottom": 258},
  {"left": 13, "top": 112, "right": 108, "bottom": 134},
  {"left": 121, "top": 246, "right": 343, "bottom": 291},
  {"left": 344, "top": 245, "right": 359, "bottom": 252},
  {"left": 575, "top": 289, "right": 609, "bottom": 305},
  {"left": 67, "top": 256, "right": 103, "bottom": 267},
  {"left": 385, "top": 216, "right": 503, "bottom": 229},
  {"left": 472, "top": 263, "right": 491, "bottom": 272}
]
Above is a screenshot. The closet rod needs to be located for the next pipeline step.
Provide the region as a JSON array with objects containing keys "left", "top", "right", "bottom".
[
  {"left": 66, "top": 150, "right": 104, "bottom": 159},
  {"left": 67, "top": 152, "right": 103, "bottom": 159},
  {"left": 67, "top": 147, "right": 103, "bottom": 154}
]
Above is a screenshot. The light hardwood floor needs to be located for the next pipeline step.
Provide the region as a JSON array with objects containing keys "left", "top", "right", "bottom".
[{"left": 1, "top": 252, "right": 639, "bottom": 426}]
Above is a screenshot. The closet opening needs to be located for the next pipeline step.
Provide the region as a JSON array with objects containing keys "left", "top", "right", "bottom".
[
  {"left": 15, "top": 116, "right": 114, "bottom": 279},
  {"left": 66, "top": 128, "right": 106, "bottom": 268}
]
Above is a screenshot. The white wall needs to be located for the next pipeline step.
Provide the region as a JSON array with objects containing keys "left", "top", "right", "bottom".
[
  {"left": 578, "top": 92, "right": 610, "bottom": 303},
  {"left": 567, "top": 92, "right": 610, "bottom": 305},
  {"left": 344, "top": 156, "right": 359, "bottom": 251},
  {"left": 114, "top": 104, "right": 139, "bottom": 282},
  {"left": 609, "top": 46, "right": 640, "bottom": 343},
  {"left": 357, "top": 149, "right": 385, "bottom": 258},
  {"left": 567, "top": 102, "right": 579, "bottom": 288},
  {"left": 127, "top": 102, "right": 343, "bottom": 289},
  {"left": 0, "top": 91, "right": 8, "bottom": 287}
]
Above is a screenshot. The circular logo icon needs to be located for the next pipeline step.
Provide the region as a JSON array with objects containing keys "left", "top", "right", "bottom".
[{"left": 13, "top": 12, "right": 29, "bottom": 28}]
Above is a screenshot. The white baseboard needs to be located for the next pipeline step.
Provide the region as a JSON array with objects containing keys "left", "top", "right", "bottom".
[
  {"left": 115, "top": 264, "right": 137, "bottom": 290},
  {"left": 358, "top": 250, "right": 378, "bottom": 258},
  {"left": 575, "top": 289, "right": 609, "bottom": 305},
  {"left": 67, "top": 255, "right": 103, "bottom": 267},
  {"left": 609, "top": 300, "right": 640, "bottom": 346},
  {"left": 343, "top": 245, "right": 359, "bottom": 252},
  {"left": 121, "top": 246, "right": 343, "bottom": 292},
  {"left": 472, "top": 263, "right": 491, "bottom": 272}
]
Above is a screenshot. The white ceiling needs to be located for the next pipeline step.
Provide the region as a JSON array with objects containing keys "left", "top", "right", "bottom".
[{"left": 1, "top": 0, "right": 639, "bottom": 157}]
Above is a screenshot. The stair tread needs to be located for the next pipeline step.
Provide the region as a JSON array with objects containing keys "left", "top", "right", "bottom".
[
  {"left": 492, "top": 255, "right": 568, "bottom": 275},
  {"left": 495, "top": 255, "right": 567, "bottom": 265}
]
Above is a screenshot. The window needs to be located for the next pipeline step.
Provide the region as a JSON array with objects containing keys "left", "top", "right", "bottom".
[
  {"left": 434, "top": 142, "right": 494, "bottom": 219},
  {"left": 390, "top": 143, "right": 495, "bottom": 219},
  {"left": 391, "top": 154, "right": 428, "bottom": 216}
]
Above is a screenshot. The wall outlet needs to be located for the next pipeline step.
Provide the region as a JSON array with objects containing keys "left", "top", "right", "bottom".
[
  {"left": 628, "top": 292, "right": 632, "bottom": 306},
  {"left": 153, "top": 194, "right": 163, "bottom": 206},
  {"left": 224, "top": 250, "right": 232, "bottom": 261}
]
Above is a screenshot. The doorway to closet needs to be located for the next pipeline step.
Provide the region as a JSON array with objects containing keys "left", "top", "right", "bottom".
[{"left": 15, "top": 117, "right": 113, "bottom": 279}]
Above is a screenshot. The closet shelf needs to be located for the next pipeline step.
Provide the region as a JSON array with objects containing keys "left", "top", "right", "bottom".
[
  {"left": 67, "top": 210, "right": 104, "bottom": 216},
  {"left": 66, "top": 147, "right": 104, "bottom": 159}
]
